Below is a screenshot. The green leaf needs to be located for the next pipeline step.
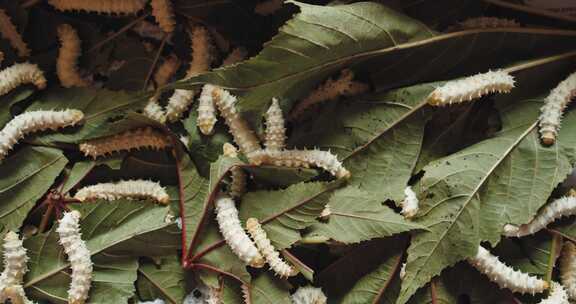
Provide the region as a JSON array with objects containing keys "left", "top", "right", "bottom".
[
  {"left": 137, "top": 255, "right": 187, "bottom": 304},
  {"left": 61, "top": 160, "right": 96, "bottom": 193},
  {"left": 0, "top": 146, "right": 67, "bottom": 233},
  {"left": 246, "top": 273, "right": 292, "bottom": 304},
  {"left": 312, "top": 187, "right": 425, "bottom": 244}
]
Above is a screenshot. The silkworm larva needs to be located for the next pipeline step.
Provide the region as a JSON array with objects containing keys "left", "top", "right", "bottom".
[
  {"left": 400, "top": 186, "right": 419, "bottom": 218},
  {"left": 291, "top": 286, "right": 327, "bottom": 304},
  {"left": 197, "top": 84, "right": 218, "bottom": 135},
  {"left": 0, "top": 9, "right": 30, "bottom": 57},
  {"left": 0, "top": 62, "right": 46, "bottom": 97},
  {"left": 151, "top": 0, "right": 176, "bottom": 33},
  {"left": 57, "top": 24, "right": 90, "bottom": 88},
  {"left": 74, "top": 179, "right": 170, "bottom": 204},
  {"left": 264, "top": 98, "right": 286, "bottom": 151},
  {"left": 561, "top": 242, "right": 576, "bottom": 300},
  {"left": 48, "top": 0, "right": 147, "bottom": 14},
  {"left": 538, "top": 71, "right": 576, "bottom": 145},
  {"left": 78, "top": 127, "right": 171, "bottom": 158}
]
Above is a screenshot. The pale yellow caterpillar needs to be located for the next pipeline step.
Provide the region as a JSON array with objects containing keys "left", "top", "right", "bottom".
[
  {"left": 211, "top": 86, "right": 262, "bottom": 156},
  {"left": 399, "top": 186, "right": 419, "bottom": 218},
  {"left": 289, "top": 69, "right": 368, "bottom": 120},
  {"left": 538, "top": 282, "right": 569, "bottom": 304},
  {"left": 249, "top": 149, "right": 350, "bottom": 179},
  {"left": 153, "top": 55, "right": 180, "bottom": 88},
  {"left": 151, "top": 0, "right": 176, "bottom": 33},
  {"left": 319, "top": 204, "right": 331, "bottom": 221},
  {"left": 222, "top": 142, "right": 247, "bottom": 198},
  {"left": 48, "top": 0, "right": 147, "bottom": 14},
  {"left": 538, "top": 71, "right": 576, "bottom": 145},
  {"left": 0, "top": 9, "right": 30, "bottom": 57},
  {"left": 197, "top": 84, "right": 218, "bottom": 135},
  {"left": 214, "top": 195, "right": 265, "bottom": 268},
  {"left": 166, "top": 89, "right": 195, "bottom": 122},
  {"left": 56, "top": 210, "right": 93, "bottom": 304},
  {"left": 221, "top": 47, "right": 247, "bottom": 67},
  {"left": 57, "top": 24, "right": 90, "bottom": 88},
  {"left": 427, "top": 70, "right": 515, "bottom": 106},
  {"left": 0, "top": 62, "right": 46, "bottom": 97},
  {"left": 264, "top": 98, "right": 286, "bottom": 151},
  {"left": 246, "top": 218, "right": 298, "bottom": 278},
  {"left": 0, "top": 232, "right": 33, "bottom": 304},
  {"left": 143, "top": 96, "right": 167, "bottom": 124},
  {"left": 254, "top": 0, "right": 284, "bottom": 16},
  {"left": 291, "top": 286, "right": 327, "bottom": 304},
  {"left": 503, "top": 195, "right": 576, "bottom": 238},
  {"left": 452, "top": 17, "right": 520, "bottom": 30},
  {"left": 561, "top": 242, "right": 576, "bottom": 300},
  {"left": 0, "top": 109, "right": 84, "bottom": 162},
  {"left": 467, "top": 245, "right": 548, "bottom": 294},
  {"left": 78, "top": 127, "right": 171, "bottom": 158},
  {"left": 74, "top": 179, "right": 170, "bottom": 204},
  {"left": 186, "top": 25, "right": 214, "bottom": 78}
]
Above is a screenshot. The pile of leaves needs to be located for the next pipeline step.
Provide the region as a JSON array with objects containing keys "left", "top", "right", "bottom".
[{"left": 2, "top": 0, "right": 576, "bottom": 303}]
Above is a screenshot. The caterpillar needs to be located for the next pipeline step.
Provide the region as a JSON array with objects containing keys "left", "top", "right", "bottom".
[
  {"left": 248, "top": 149, "right": 350, "bottom": 179},
  {"left": 427, "top": 70, "right": 515, "bottom": 106},
  {"left": 291, "top": 286, "right": 327, "bottom": 304},
  {"left": 221, "top": 47, "right": 247, "bottom": 67},
  {"left": 467, "top": 245, "right": 548, "bottom": 294},
  {"left": 56, "top": 210, "right": 93, "bottom": 304},
  {"left": 246, "top": 218, "right": 298, "bottom": 277},
  {"left": 143, "top": 96, "right": 167, "bottom": 124},
  {"left": 197, "top": 84, "right": 218, "bottom": 135},
  {"left": 0, "top": 62, "right": 46, "bottom": 97},
  {"left": 502, "top": 195, "right": 576, "bottom": 238},
  {"left": 183, "top": 285, "right": 221, "bottom": 304},
  {"left": 57, "top": 24, "right": 90, "bottom": 88},
  {"left": 151, "top": 0, "right": 176, "bottom": 33},
  {"left": 455, "top": 17, "right": 520, "bottom": 30},
  {"left": 400, "top": 262, "right": 407, "bottom": 280},
  {"left": 211, "top": 86, "right": 262, "bottom": 156},
  {"left": 254, "top": 0, "right": 284, "bottom": 16},
  {"left": 186, "top": 25, "right": 214, "bottom": 78},
  {"left": 166, "top": 89, "right": 195, "bottom": 122},
  {"left": 78, "top": 127, "right": 171, "bottom": 158},
  {"left": 400, "top": 186, "right": 419, "bottom": 218},
  {"left": 222, "top": 142, "right": 247, "bottom": 199},
  {"left": 74, "top": 179, "right": 170, "bottom": 204},
  {"left": 538, "top": 282, "right": 569, "bottom": 304},
  {"left": 214, "top": 195, "right": 265, "bottom": 268},
  {"left": 319, "top": 204, "right": 331, "bottom": 220},
  {"left": 289, "top": 69, "right": 369, "bottom": 120},
  {"left": 0, "top": 9, "right": 30, "bottom": 57},
  {"left": 48, "top": 0, "right": 147, "bottom": 14},
  {"left": 138, "top": 300, "right": 165, "bottom": 304},
  {"left": 561, "top": 242, "right": 576, "bottom": 300},
  {"left": 0, "top": 109, "right": 84, "bottom": 162},
  {"left": 264, "top": 98, "right": 286, "bottom": 151},
  {"left": 153, "top": 55, "right": 180, "bottom": 88},
  {"left": 0, "top": 232, "right": 32, "bottom": 304},
  {"left": 538, "top": 71, "right": 576, "bottom": 145}
]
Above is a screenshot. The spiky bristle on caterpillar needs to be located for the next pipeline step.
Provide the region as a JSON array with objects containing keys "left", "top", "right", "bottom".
[
  {"left": 291, "top": 286, "right": 328, "bottom": 304},
  {"left": 0, "top": 110, "right": 84, "bottom": 162},
  {"left": 538, "top": 282, "right": 569, "bottom": 304},
  {"left": 197, "top": 84, "right": 218, "bottom": 135},
  {"left": 153, "top": 55, "right": 180, "bottom": 88},
  {"left": 221, "top": 47, "right": 247, "bottom": 66},
  {"left": 561, "top": 242, "right": 576, "bottom": 300},
  {"left": 57, "top": 24, "right": 90, "bottom": 88},
  {"left": 400, "top": 186, "right": 419, "bottom": 218},
  {"left": 538, "top": 71, "right": 576, "bottom": 145},
  {"left": 427, "top": 70, "right": 515, "bottom": 106},
  {"left": 57, "top": 210, "right": 93, "bottom": 304},
  {"left": 503, "top": 195, "right": 576, "bottom": 238},
  {"left": 0, "top": 9, "right": 30, "bottom": 57},
  {"left": 254, "top": 0, "right": 285, "bottom": 16},
  {"left": 467, "top": 245, "right": 548, "bottom": 294},
  {"left": 74, "top": 179, "right": 170, "bottom": 204},
  {"left": 214, "top": 195, "right": 265, "bottom": 268},
  {"left": 248, "top": 149, "right": 350, "bottom": 179},
  {"left": 0, "top": 62, "right": 46, "bottom": 97},
  {"left": 78, "top": 127, "right": 171, "bottom": 158},
  {"left": 264, "top": 98, "right": 286, "bottom": 151},
  {"left": 0, "top": 232, "right": 31, "bottom": 304},
  {"left": 48, "top": 0, "right": 147, "bottom": 14},
  {"left": 246, "top": 218, "right": 298, "bottom": 278},
  {"left": 151, "top": 0, "right": 176, "bottom": 33},
  {"left": 143, "top": 97, "right": 167, "bottom": 124},
  {"left": 186, "top": 25, "right": 214, "bottom": 78},
  {"left": 289, "top": 69, "right": 368, "bottom": 120}
]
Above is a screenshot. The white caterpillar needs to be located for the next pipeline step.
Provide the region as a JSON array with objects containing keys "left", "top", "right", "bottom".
[
  {"left": 166, "top": 89, "right": 195, "bottom": 122},
  {"left": 153, "top": 55, "right": 180, "bottom": 88},
  {"left": 249, "top": 149, "right": 350, "bottom": 179},
  {"left": 57, "top": 24, "right": 90, "bottom": 88},
  {"left": 264, "top": 98, "right": 286, "bottom": 151},
  {"left": 454, "top": 17, "right": 520, "bottom": 30},
  {"left": 74, "top": 179, "right": 170, "bottom": 204},
  {"left": 0, "top": 109, "right": 84, "bottom": 162},
  {"left": 57, "top": 210, "right": 93, "bottom": 304},
  {"left": 427, "top": 70, "right": 515, "bottom": 106},
  {"left": 291, "top": 286, "right": 327, "bottom": 304},
  {"left": 319, "top": 204, "right": 331, "bottom": 220},
  {"left": 538, "top": 71, "right": 576, "bottom": 145},
  {"left": 467, "top": 245, "right": 548, "bottom": 294},
  {"left": 0, "top": 62, "right": 46, "bottom": 97},
  {"left": 246, "top": 218, "right": 298, "bottom": 278},
  {"left": 139, "top": 299, "right": 165, "bottom": 304},
  {"left": 254, "top": 0, "right": 284, "bottom": 16},
  {"left": 0, "top": 9, "right": 30, "bottom": 57},
  {"left": 561, "top": 242, "right": 576, "bottom": 300},
  {"left": 197, "top": 84, "right": 218, "bottom": 135},
  {"left": 143, "top": 96, "right": 167, "bottom": 124},
  {"left": 400, "top": 186, "right": 419, "bottom": 218},
  {"left": 221, "top": 47, "right": 247, "bottom": 66},
  {"left": 48, "top": 0, "right": 147, "bottom": 14},
  {"left": 0, "top": 232, "right": 32, "bottom": 304},
  {"left": 186, "top": 25, "right": 214, "bottom": 78},
  {"left": 289, "top": 69, "right": 368, "bottom": 120},
  {"left": 78, "top": 127, "right": 171, "bottom": 158},
  {"left": 503, "top": 195, "right": 576, "bottom": 238},
  {"left": 538, "top": 282, "right": 569, "bottom": 304},
  {"left": 211, "top": 87, "right": 262, "bottom": 155},
  {"left": 151, "top": 0, "right": 176, "bottom": 33},
  {"left": 214, "top": 195, "right": 265, "bottom": 268}
]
